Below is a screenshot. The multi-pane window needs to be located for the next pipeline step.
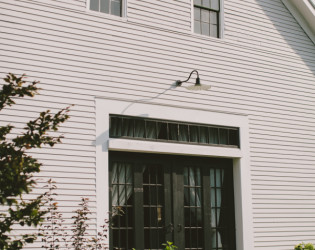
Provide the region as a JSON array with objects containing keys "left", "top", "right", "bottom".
[
  {"left": 109, "top": 115, "right": 240, "bottom": 148},
  {"left": 109, "top": 152, "right": 236, "bottom": 250},
  {"left": 89, "top": 0, "right": 123, "bottom": 17},
  {"left": 194, "top": 0, "right": 220, "bottom": 38}
]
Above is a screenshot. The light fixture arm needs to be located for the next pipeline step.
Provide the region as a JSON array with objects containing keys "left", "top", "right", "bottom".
[{"left": 175, "top": 70, "right": 200, "bottom": 86}]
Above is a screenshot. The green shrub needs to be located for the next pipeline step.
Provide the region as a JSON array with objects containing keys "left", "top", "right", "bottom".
[{"left": 295, "top": 242, "right": 315, "bottom": 250}]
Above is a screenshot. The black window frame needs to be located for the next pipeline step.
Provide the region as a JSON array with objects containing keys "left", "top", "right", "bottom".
[{"left": 109, "top": 114, "right": 240, "bottom": 148}]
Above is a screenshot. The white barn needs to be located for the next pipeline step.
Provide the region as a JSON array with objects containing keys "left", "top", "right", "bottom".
[{"left": 1, "top": 0, "right": 315, "bottom": 249}]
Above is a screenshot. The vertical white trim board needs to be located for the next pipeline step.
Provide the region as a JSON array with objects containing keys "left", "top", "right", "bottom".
[{"left": 95, "top": 97, "right": 254, "bottom": 250}]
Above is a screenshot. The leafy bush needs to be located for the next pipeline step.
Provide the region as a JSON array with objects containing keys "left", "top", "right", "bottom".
[
  {"left": 295, "top": 242, "right": 315, "bottom": 250},
  {"left": 0, "top": 73, "right": 70, "bottom": 249},
  {"left": 39, "top": 184, "right": 109, "bottom": 249}
]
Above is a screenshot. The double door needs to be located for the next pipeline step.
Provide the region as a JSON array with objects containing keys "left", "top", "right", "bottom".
[{"left": 109, "top": 152, "right": 236, "bottom": 250}]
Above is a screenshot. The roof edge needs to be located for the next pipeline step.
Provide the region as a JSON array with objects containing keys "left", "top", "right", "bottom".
[{"left": 282, "top": 0, "right": 315, "bottom": 45}]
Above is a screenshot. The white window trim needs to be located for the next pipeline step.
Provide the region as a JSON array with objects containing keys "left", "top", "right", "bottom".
[
  {"left": 86, "top": 0, "right": 127, "bottom": 18},
  {"left": 191, "top": 0, "right": 224, "bottom": 39},
  {"left": 96, "top": 97, "right": 254, "bottom": 250}
]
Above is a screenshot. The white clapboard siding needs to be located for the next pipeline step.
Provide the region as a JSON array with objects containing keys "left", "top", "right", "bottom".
[{"left": 1, "top": 0, "right": 315, "bottom": 249}]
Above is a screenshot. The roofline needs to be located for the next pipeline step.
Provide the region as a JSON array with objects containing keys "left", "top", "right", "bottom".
[{"left": 282, "top": 0, "right": 315, "bottom": 45}]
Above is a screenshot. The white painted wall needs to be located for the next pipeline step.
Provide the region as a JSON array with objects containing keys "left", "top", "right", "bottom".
[{"left": 0, "top": 0, "right": 315, "bottom": 249}]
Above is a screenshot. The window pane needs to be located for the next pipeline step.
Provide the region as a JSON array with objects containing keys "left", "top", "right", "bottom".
[
  {"left": 146, "top": 121, "right": 157, "bottom": 139},
  {"left": 90, "top": 0, "right": 99, "bottom": 11},
  {"left": 100, "top": 0, "right": 109, "bottom": 13},
  {"left": 194, "top": 20, "right": 201, "bottom": 34},
  {"left": 110, "top": 116, "right": 122, "bottom": 137},
  {"left": 169, "top": 123, "right": 178, "bottom": 141},
  {"left": 211, "top": 0, "right": 220, "bottom": 11},
  {"left": 229, "top": 129, "right": 239, "bottom": 146},
  {"left": 203, "top": 0, "right": 210, "bottom": 8},
  {"left": 179, "top": 124, "right": 189, "bottom": 142},
  {"left": 211, "top": 126, "right": 218, "bottom": 143},
  {"left": 189, "top": 125, "right": 199, "bottom": 142},
  {"left": 200, "top": 126, "right": 208, "bottom": 143},
  {"left": 210, "top": 24, "right": 218, "bottom": 37},
  {"left": 157, "top": 122, "right": 168, "bottom": 140},
  {"left": 134, "top": 119, "right": 145, "bottom": 138},
  {"left": 194, "top": 7, "right": 201, "bottom": 21},
  {"left": 202, "top": 22, "right": 210, "bottom": 36},
  {"left": 194, "top": 0, "right": 202, "bottom": 5},
  {"left": 201, "top": 9, "right": 210, "bottom": 23},
  {"left": 111, "top": 0, "right": 121, "bottom": 16},
  {"left": 210, "top": 11, "right": 218, "bottom": 24},
  {"left": 219, "top": 129, "right": 228, "bottom": 145},
  {"left": 122, "top": 118, "right": 134, "bottom": 137}
]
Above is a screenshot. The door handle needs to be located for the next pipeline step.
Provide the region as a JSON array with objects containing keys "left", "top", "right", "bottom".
[{"left": 164, "top": 223, "right": 174, "bottom": 233}]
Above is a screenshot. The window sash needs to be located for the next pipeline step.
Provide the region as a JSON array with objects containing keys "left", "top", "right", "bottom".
[
  {"left": 193, "top": 0, "right": 220, "bottom": 38},
  {"left": 89, "top": 0, "right": 123, "bottom": 17}
]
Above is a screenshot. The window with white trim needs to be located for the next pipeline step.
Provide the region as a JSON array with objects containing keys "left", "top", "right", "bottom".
[
  {"left": 89, "top": 0, "right": 123, "bottom": 17},
  {"left": 194, "top": 0, "right": 220, "bottom": 38}
]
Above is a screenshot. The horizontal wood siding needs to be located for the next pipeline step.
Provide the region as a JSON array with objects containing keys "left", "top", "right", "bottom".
[{"left": 0, "top": 0, "right": 315, "bottom": 249}]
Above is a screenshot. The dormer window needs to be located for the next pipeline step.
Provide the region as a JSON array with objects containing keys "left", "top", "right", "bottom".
[
  {"left": 194, "top": 0, "right": 221, "bottom": 38},
  {"left": 89, "top": 0, "right": 123, "bottom": 17}
]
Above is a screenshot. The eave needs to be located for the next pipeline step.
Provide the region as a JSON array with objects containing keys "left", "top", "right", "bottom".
[{"left": 282, "top": 0, "right": 315, "bottom": 45}]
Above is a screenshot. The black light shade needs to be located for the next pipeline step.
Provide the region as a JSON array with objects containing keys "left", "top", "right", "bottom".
[{"left": 175, "top": 70, "right": 211, "bottom": 91}]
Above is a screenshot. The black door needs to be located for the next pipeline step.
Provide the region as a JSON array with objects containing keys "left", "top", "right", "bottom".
[{"left": 109, "top": 152, "right": 236, "bottom": 250}]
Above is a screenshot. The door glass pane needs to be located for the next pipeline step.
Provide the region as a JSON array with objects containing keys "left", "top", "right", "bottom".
[
  {"left": 210, "top": 167, "right": 233, "bottom": 249},
  {"left": 111, "top": 162, "right": 134, "bottom": 250},
  {"left": 184, "top": 166, "right": 203, "bottom": 249},
  {"left": 143, "top": 164, "right": 165, "bottom": 250}
]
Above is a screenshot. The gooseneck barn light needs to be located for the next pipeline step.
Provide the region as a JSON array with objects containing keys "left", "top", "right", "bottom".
[{"left": 175, "top": 70, "right": 211, "bottom": 91}]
